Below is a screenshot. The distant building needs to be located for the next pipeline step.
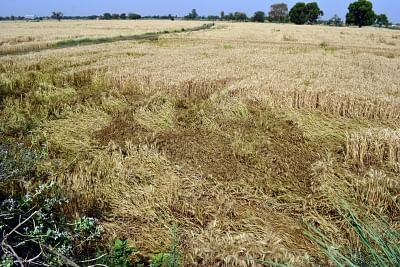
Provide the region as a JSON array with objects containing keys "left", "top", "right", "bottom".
[
  {"left": 389, "top": 24, "right": 400, "bottom": 30},
  {"left": 24, "top": 15, "right": 37, "bottom": 20}
]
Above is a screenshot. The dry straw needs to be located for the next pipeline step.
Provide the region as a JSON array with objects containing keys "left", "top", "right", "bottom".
[
  {"left": 2, "top": 20, "right": 400, "bottom": 266},
  {"left": 345, "top": 128, "right": 400, "bottom": 171}
]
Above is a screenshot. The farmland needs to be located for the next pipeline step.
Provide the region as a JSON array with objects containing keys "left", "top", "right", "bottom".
[{"left": 1, "top": 20, "right": 400, "bottom": 266}]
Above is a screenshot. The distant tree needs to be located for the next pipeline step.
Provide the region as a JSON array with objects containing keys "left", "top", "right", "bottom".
[
  {"left": 224, "top": 13, "right": 234, "bottom": 20},
  {"left": 168, "top": 14, "right": 175, "bottom": 21},
  {"left": 289, "top": 2, "right": 323, "bottom": 25},
  {"left": 234, "top": 12, "right": 248, "bottom": 21},
  {"left": 328, "top": 14, "right": 343, "bottom": 26},
  {"left": 346, "top": 0, "right": 376, "bottom": 27},
  {"left": 87, "top": 15, "right": 98, "bottom": 20},
  {"left": 207, "top": 15, "right": 220, "bottom": 21},
  {"left": 120, "top": 13, "right": 127, "bottom": 20},
  {"left": 252, "top": 11, "right": 266, "bottom": 22},
  {"left": 103, "top": 13, "right": 112, "bottom": 20},
  {"left": 375, "top": 14, "right": 389, "bottom": 27},
  {"left": 185, "top": 9, "right": 199, "bottom": 20},
  {"left": 220, "top": 11, "right": 225, "bottom": 20},
  {"left": 128, "top": 13, "right": 141, "bottom": 20},
  {"left": 305, "top": 2, "right": 323, "bottom": 24},
  {"left": 111, "top": 13, "right": 120, "bottom": 19},
  {"left": 268, "top": 3, "right": 289, "bottom": 23},
  {"left": 51, "top": 11, "right": 63, "bottom": 21},
  {"left": 289, "top": 2, "right": 308, "bottom": 24}
]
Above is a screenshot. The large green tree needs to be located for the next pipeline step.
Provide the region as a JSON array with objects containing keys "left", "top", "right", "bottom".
[
  {"left": 289, "top": 2, "right": 323, "bottom": 25},
  {"left": 289, "top": 2, "right": 308, "bottom": 24},
  {"left": 103, "top": 13, "right": 112, "bottom": 20},
  {"left": 305, "top": 2, "right": 323, "bottom": 24},
  {"left": 234, "top": 12, "right": 248, "bottom": 21},
  {"left": 185, "top": 9, "right": 199, "bottom": 20},
  {"left": 268, "top": 3, "right": 289, "bottom": 23},
  {"left": 252, "top": 11, "right": 266, "bottom": 22},
  {"left": 128, "top": 13, "right": 141, "bottom": 20},
  {"left": 346, "top": 0, "right": 376, "bottom": 27},
  {"left": 51, "top": 11, "right": 63, "bottom": 21},
  {"left": 375, "top": 14, "right": 389, "bottom": 27}
]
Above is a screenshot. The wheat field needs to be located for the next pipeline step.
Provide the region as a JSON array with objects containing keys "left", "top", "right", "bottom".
[{"left": 1, "top": 20, "right": 400, "bottom": 266}]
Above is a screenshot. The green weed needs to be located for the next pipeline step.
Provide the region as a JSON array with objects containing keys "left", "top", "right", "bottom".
[
  {"left": 224, "top": 44, "right": 234, "bottom": 49},
  {"left": 306, "top": 206, "right": 400, "bottom": 267},
  {"left": 111, "top": 239, "right": 136, "bottom": 267}
]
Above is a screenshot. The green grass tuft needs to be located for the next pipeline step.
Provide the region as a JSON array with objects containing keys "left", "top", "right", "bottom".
[{"left": 306, "top": 206, "right": 400, "bottom": 267}]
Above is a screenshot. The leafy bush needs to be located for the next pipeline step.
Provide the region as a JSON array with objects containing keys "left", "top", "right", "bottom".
[
  {"left": 0, "top": 143, "right": 104, "bottom": 266},
  {"left": 0, "top": 182, "right": 103, "bottom": 266},
  {"left": 0, "top": 143, "right": 182, "bottom": 266},
  {"left": 0, "top": 143, "right": 48, "bottom": 182},
  {"left": 111, "top": 239, "right": 136, "bottom": 267},
  {"left": 346, "top": 0, "right": 376, "bottom": 28},
  {"left": 150, "top": 226, "right": 181, "bottom": 267},
  {"left": 289, "top": 2, "right": 323, "bottom": 25},
  {"left": 252, "top": 11, "right": 266, "bottom": 23}
]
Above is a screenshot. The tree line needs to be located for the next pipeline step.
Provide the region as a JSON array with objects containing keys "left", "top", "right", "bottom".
[
  {"left": 284, "top": 0, "right": 389, "bottom": 27},
  {"left": 0, "top": 1, "right": 393, "bottom": 28},
  {"left": 184, "top": 1, "right": 390, "bottom": 28}
]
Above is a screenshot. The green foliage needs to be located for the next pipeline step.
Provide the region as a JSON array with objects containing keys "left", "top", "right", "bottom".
[
  {"left": 289, "top": 2, "right": 323, "bottom": 25},
  {"left": 0, "top": 143, "right": 48, "bottom": 182},
  {"left": 99, "top": 229, "right": 182, "bottom": 267},
  {"left": 252, "top": 11, "right": 266, "bottom": 23},
  {"left": 74, "top": 216, "right": 104, "bottom": 240},
  {"left": 52, "top": 24, "right": 213, "bottom": 51},
  {"left": 111, "top": 239, "right": 135, "bottom": 267},
  {"left": 305, "top": 2, "right": 324, "bottom": 24},
  {"left": 54, "top": 32, "right": 159, "bottom": 48},
  {"left": 0, "top": 143, "right": 103, "bottom": 266},
  {"left": 184, "top": 9, "right": 199, "bottom": 20},
  {"left": 128, "top": 13, "right": 142, "bottom": 20},
  {"left": 306, "top": 207, "right": 400, "bottom": 266},
  {"left": 51, "top": 11, "right": 63, "bottom": 21},
  {"left": 207, "top": 15, "right": 219, "bottom": 21},
  {"left": 151, "top": 253, "right": 172, "bottom": 267},
  {"left": 223, "top": 44, "right": 233, "bottom": 49},
  {"left": 328, "top": 14, "right": 343, "bottom": 26},
  {"left": 346, "top": 0, "right": 376, "bottom": 28},
  {"left": 150, "top": 226, "right": 181, "bottom": 267},
  {"left": 376, "top": 14, "right": 389, "bottom": 27},
  {"left": 103, "top": 13, "right": 112, "bottom": 20},
  {"left": 0, "top": 182, "right": 103, "bottom": 265},
  {"left": 268, "top": 3, "right": 289, "bottom": 23},
  {"left": 233, "top": 12, "right": 248, "bottom": 21},
  {"left": 289, "top": 3, "right": 308, "bottom": 25},
  {"left": 222, "top": 12, "right": 248, "bottom": 21},
  {"left": 320, "top": 42, "right": 328, "bottom": 48},
  {"left": 1, "top": 257, "right": 13, "bottom": 267}
]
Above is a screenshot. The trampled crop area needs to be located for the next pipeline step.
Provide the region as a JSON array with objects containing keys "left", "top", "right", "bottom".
[{"left": 1, "top": 20, "right": 400, "bottom": 266}]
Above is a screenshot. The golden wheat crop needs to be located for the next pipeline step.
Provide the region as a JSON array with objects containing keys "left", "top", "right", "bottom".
[
  {"left": 346, "top": 128, "right": 400, "bottom": 171},
  {"left": 0, "top": 20, "right": 204, "bottom": 54},
  {"left": 1, "top": 20, "right": 400, "bottom": 266}
]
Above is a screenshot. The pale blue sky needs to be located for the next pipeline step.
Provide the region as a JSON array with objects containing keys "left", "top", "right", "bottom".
[{"left": 1, "top": 1, "right": 399, "bottom": 23}]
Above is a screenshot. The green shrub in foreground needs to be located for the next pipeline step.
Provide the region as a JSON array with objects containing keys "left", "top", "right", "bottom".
[{"left": 307, "top": 207, "right": 400, "bottom": 267}]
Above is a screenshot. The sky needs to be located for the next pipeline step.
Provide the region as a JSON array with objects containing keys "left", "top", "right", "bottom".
[{"left": 1, "top": 1, "right": 399, "bottom": 23}]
